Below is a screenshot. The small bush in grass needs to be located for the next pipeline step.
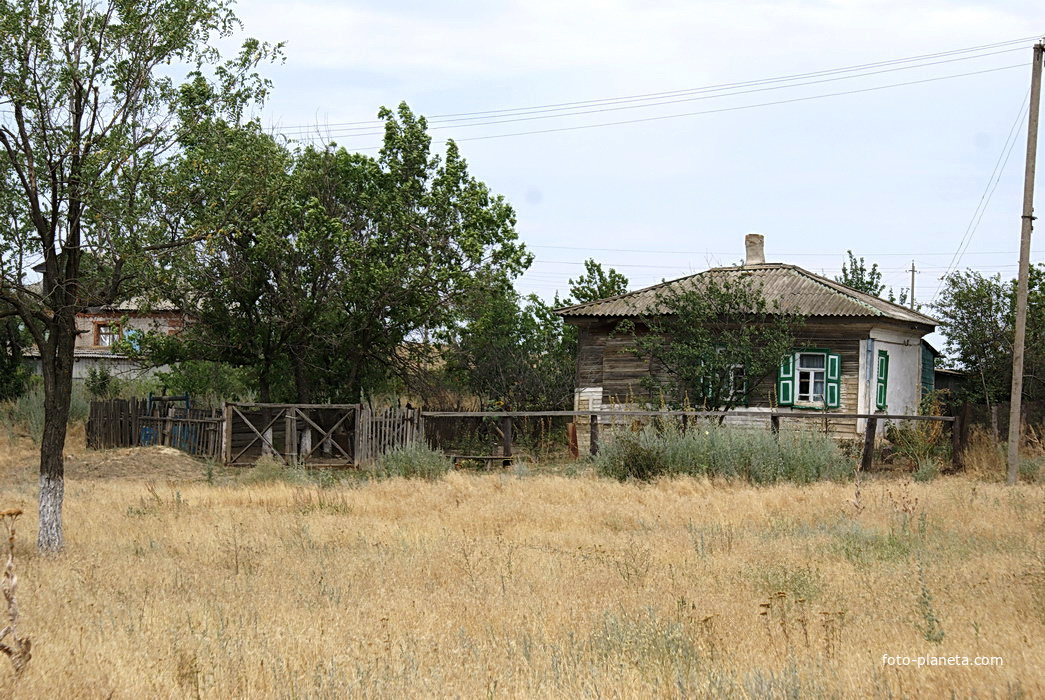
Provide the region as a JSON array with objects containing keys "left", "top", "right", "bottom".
[
  {"left": 2, "top": 383, "right": 89, "bottom": 442},
  {"left": 372, "top": 442, "right": 451, "bottom": 480},
  {"left": 912, "top": 458, "right": 940, "bottom": 483},
  {"left": 595, "top": 421, "right": 852, "bottom": 484},
  {"left": 241, "top": 455, "right": 310, "bottom": 485}
]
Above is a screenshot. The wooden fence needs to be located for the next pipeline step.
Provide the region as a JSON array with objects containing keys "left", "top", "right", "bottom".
[
  {"left": 356, "top": 407, "right": 424, "bottom": 464},
  {"left": 87, "top": 398, "right": 223, "bottom": 459},
  {"left": 89, "top": 402, "right": 961, "bottom": 470},
  {"left": 421, "top": 409, "right": 964, "bottom": 470}
]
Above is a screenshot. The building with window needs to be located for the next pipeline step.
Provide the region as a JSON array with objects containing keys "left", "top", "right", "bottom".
[
  {"left": 556, "top": 235, "right": 938, "bottom": 442},
  {"left": 24, "top": 298, "right": 186, "bottom": 381}
]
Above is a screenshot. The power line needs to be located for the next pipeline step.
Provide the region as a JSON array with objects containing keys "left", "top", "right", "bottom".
[
  {"left": 286, "top": 64, "right": 1026, "bottom": 150},
  {"left": 529, "top": 244, "right": 1043, "bottom": 256},
  {"left": 274, "top": 36, "right": 1041, "bottom": 133},
  {"left": 283, "top": 58, "right": 1029, "bottom": 141},
  {"left": 933, "top": 90, "right": 1032, "bottom": 300}
]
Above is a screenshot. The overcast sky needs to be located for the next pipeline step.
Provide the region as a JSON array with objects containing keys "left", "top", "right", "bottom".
[{"left": 226, "top": 1, "right": 1042, "bottom": 319}]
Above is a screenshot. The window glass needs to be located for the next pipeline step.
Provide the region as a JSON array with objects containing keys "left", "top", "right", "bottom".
[
  {"left": 797, "top": 352, "right": 826, "bottom": 402},
  {"left": 799, "top": 353, "right": 825, "bottom": 369}
]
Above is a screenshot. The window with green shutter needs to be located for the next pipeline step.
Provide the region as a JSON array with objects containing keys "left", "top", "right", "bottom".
[
  {"left": 778, "top": 350, "right": 841, "bottom": 408},
  {"left": 876, "top": 349, "right": 889, "bottom": 410}
]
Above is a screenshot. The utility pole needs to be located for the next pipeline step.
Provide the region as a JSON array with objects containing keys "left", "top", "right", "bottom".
[
  {"left": 907, "top": 260, "right": 916, "bottom": 309},
  {"left": 1007, "top": 41, "right": 1043, "bottom": 486}
]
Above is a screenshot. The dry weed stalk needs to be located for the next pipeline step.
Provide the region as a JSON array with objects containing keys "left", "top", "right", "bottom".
[{"left": 0, "top": 508, "right": 31, "bottom": 676}]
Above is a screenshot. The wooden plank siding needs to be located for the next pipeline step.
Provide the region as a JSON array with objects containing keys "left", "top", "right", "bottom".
[{"left": 571, "top": 319, "right": 872, "bottom": 439}]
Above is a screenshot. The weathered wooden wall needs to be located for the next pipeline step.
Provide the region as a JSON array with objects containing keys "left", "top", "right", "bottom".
[{"left": 568, "top": 319, "right": 873, "bottom": 439}]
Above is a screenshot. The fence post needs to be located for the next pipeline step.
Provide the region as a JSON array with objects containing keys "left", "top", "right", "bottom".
[
  {"left": 951, "top": 412, "right": 963, "bottom": 470},
  {"left": 860, "top": 416, "right": 877, "bottom": 473},
  {"left": 589, "top": 413, "right": 600, "bottom": 457},
  {"left": 501, "top": 416, "right": 513, "bottom": 460},
  {"left": 770, "top": 414, "right": 780, "bottom": 436},
  {"left": 222, "top": 403, "right": 233, "bottom": 465}
]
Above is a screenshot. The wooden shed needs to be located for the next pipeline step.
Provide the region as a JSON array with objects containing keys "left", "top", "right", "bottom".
[{"left": 555, "top": 235, "right": 938, "bottom": 443}]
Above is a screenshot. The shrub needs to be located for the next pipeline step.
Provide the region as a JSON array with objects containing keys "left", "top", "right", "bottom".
[
  {"left": 912, "top": 458, "right": 940, "bottom": 483},
  {"left": 240, "top": 455, "right": 310, "bottom": 485},
  {"left": 2, "top": 383, "right": 90, "bottom": 442},
  {"left": 85, "top": 366, "right": 120, "bottom": 399},
  {"left": 594, "top": 421, "right": 852, "bottom": 484},
  {"left": 371, "top": 442, "right": 451, "bottom": 480}
]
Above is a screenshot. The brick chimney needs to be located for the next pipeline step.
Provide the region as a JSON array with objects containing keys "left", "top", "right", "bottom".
[{"left": 745, "top": 233, "right": 765, "bottom": 266}]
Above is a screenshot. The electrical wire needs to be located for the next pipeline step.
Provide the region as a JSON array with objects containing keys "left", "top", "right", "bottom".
[
  {"left": 282, "top": 56, "right": 1029, "bottom": 141},
  {"left": 275, "top": 35, "right": 1041, "bottom": 133},
  {"left": 932, "top": 90, "right": 1032, "bottom": 301},
  {"left": 284, "top": 63, "right": 1027, "bottom": 150}
]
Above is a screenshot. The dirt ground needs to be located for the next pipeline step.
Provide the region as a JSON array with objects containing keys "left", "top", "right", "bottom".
[{"left": 0, "top": 426, "right": 211, "bottom": 485}]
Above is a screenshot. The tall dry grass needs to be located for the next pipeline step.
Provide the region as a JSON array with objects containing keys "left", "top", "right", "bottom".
[{"left": 0, "top": 463, "right": 1039, "bottom": 697}]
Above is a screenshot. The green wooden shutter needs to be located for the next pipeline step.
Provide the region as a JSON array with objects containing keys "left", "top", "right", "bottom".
[
  {"left": 825, "top": 352, "right": 841, "bottom": 408},
  {"left": 876, "top": 350, "right": 889, "bottom": 410},
  {"left": 777, "top": 353, "right": 795, "bottom": 406}
]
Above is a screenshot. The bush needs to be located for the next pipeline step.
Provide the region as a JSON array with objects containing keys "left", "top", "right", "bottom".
[
  {"left": 85, "top": 366, "right": 120, "bottom": 399},
  {"left": 240, "top": 455, "right": 311, "bottom": 485},
  {"left": 2, "top": 383, "right": 90, "bottom": 442},
  {"left": 371, "top": 442, "right": 451, "bottom": 480},
  {"left": 912, "top": 458, "right": 940, "bottom": 483},
  {"left": 594, "top": 421, "right": 852, "bottom": 484}
]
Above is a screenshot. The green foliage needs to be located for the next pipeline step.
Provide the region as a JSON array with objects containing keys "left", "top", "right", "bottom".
[
  {"left": 85, "top": 367, "right": 119, "bottom": 399},
  {"left": 0, "top": 317, "right": 29, "bottom": 401},
  {"left": 836, "top": 251, "right": 885, "bottom": 296},
  {"left": 932, "top": 265, "right": 1045, "bottom": 404},
  {"left": 153, "top": 105, "right": 530, "bottom": 405},
  {"left": 155, "top": 361, "right": 253, "bottom": 408},
  {"left": 566, "top": 259, "right": 630, "bottom": 305},
  {"left": 916, "top": 564, "right": 945, "bottom": 643},
  {"left": 933, "top": 270, "right": 1014, "bottom": 405},
  {"left": 623, "top": 272, "right": 801, "bottom": 410},
  {"left": 594, "top": 422, "right": 852, "bottom": 484},
  {"left": 0, "top": 0, "right": 280, "bottom": 549},
  {"left": 444, "top": 283, "right": 574, "bottom": 410},
  {"left": 3, "top": 383, "right": 90, "bottom": 442},
  {"left": 912, "top": 458, "right": 940, "bottom": 483},
  {"left": 371, "top": 443, "right": 452, "bottom": 480}
]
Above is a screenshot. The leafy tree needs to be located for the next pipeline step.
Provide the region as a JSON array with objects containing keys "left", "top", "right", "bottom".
[
  {"left": 934, "top": 270, "right": 1011, "bottom": 407},
  {"left": 836, "top": 251, "right": 885, "bottom": 296},
  {"left": 0, "top": 0, "right": 275, "bottom": 551},
  {"left": 151, "top": 104, "right": 530, "bottom": 405},
  {"left": 624, "top": 272, "right": 802, "bottom": 412},
  {"left": 934, "top": 265, "right": 1045, "bottom": 406},
  {"left": 566, "top": 259, "right": 629, "bottom": 305},
  {"left": 440, "top": 260, "right": 628, "bottom": 411},
  {"left": 445, "top": 283, "right": 574, "bottom": 410}
]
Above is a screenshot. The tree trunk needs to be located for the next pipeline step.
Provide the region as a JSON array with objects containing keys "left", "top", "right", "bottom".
[
  {"left": 293, "top": 353, "right": 311, "bottom": 404},
  {"left": 37, "top": 316, "right": 76, "bottom": 553}
]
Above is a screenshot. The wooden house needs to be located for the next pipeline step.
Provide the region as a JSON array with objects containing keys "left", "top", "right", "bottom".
[{"left": 555, "top": 234, "right": 938, "bottom": 442}]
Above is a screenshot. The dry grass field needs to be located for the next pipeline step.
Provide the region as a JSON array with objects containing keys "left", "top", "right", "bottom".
[{"left": 0, "top": 432, "right": 1041, "bottom": 698}]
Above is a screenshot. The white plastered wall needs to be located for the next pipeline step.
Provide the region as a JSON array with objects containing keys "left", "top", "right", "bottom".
[{"left": 868, "top": 327, "right": 925, "bottom": 418}]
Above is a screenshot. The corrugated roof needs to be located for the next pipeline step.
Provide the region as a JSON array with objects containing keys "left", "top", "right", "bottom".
[{"left": 555, "top": 263, "right": 937, "bottom": 327}]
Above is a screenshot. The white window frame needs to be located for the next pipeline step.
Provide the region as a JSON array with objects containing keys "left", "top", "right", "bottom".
[
  {"left": 796, "top": 351, "right": 827, "bottom": 404},
  {"left": 95, "top": 322, "right": 123, "bottom": 347}
]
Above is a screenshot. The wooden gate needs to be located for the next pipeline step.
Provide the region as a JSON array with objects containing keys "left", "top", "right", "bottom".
[
  {"left": 222, "top": 403, "right": 360, "bottom": 466},
  {"left": 355, "top": 407, "right": 424, "bottom": 465}
]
